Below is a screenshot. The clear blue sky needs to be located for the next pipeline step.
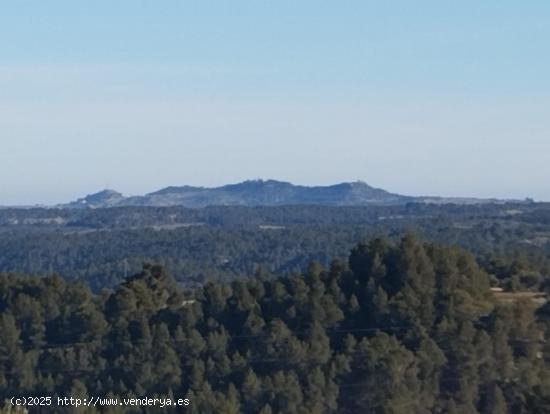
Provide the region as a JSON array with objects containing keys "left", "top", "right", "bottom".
[{"left": 1, "top": 1, "right": 549, "bottom": 204}]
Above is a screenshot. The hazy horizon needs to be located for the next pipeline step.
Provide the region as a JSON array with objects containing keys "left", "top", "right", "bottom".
[
  {"left": 0, "top": 177, "right": 541, "bottom": 207},
  {"left": 2, "top": 1, "right": 549, "bottom": 204}
]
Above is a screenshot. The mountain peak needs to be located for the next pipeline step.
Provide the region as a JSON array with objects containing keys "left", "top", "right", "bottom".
[
  {"left": 94, "top": 189, "right": 123, "bottom": 197},
  {"left": 350, "top": 179, "right": 370, "bottom": 186},
  {"left": 65, "top": 189, "right": 125, "bottom": 208},
  {"left": 50, "top": 180, "right": 532, "bottom": 209},
  {"left": 61, "top": 180, "right": 412, "bottom": 208}
]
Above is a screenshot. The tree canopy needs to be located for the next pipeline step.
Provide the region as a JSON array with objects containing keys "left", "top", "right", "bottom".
[{"left": 1, "top": 235, "right": 549, "bottom": 413}]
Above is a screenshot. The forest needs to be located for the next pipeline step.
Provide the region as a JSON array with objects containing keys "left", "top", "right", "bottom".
[
  {"left": 1, "top": 204, "right": 550, "bottom": 412},
  {"left": 1, "top": 203, "right": 550, "bottom": 292},
  {"left": 1, "top": 235, "right": 549, "bottom": 413}
]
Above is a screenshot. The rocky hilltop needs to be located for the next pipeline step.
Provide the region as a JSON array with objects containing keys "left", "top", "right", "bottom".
[
  {"left": 61, "top": 179, "right": 530, "bottom": 209},
  {"left": 62, "top": 180, "right": 412, "bottom": 208}
]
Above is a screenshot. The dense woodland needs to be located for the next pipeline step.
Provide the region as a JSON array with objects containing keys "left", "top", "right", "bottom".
[
  {"left": 1, "top": 204, "right": 550, "bottom": 412},
  {"left": 1, "top": 204, "right": 550, "bottom": 292},
  {"left": 1, "top": 235, "right": 550, "bottom": 413}
]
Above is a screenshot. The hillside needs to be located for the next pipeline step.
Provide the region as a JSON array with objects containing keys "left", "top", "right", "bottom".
[
  {"left": 1, "top": 236, "right": 548, "bottom": 413},
  {"left": 59, "top": 180, "right": 532, "bottom": 209},
  {"left": 62, "top": 180, "right": 413, "bottom": 208},
  {"left": 1, "top": 202, "right": 549, "bottom": 291}
]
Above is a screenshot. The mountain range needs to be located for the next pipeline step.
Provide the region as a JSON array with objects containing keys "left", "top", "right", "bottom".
[{"left": 59, "top": 179, "right": 526, "bottom": 209}]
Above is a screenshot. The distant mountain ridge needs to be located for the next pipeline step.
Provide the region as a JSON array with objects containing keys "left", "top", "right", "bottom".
[
  {"left": 62, "top": 180, "right": 411, "bottom": 208},
  {"left": 60, "top": 179, "right": 529, "bottom": 209}
]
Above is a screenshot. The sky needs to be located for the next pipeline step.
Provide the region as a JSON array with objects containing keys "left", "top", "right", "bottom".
[{"left": 1, "top": 1, "right": 549, "bottom": 205}]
